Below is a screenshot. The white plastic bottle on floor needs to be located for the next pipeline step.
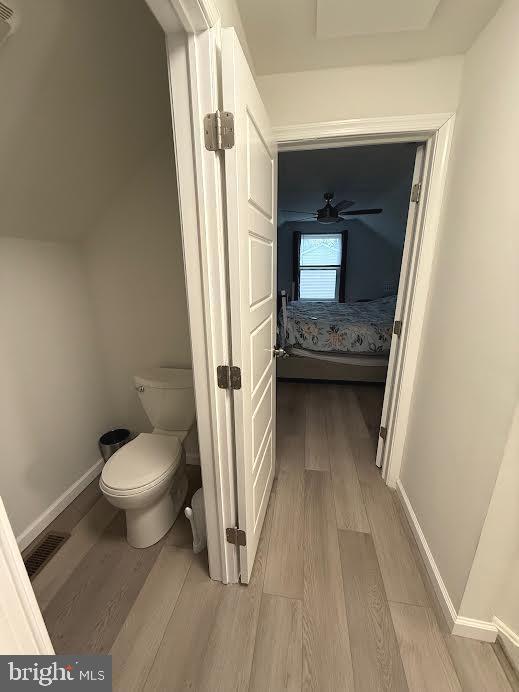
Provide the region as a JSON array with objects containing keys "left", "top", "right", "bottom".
[{"left": 184, "top": 488, "right": 207, "bottom": 553}]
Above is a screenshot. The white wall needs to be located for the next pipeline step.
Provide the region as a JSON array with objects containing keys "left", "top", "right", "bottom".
[
  {"left": 214, "top": 0, "right": 255, "bottom": 72},
  {"left": 258, "top": 56, "right": 463, "bottom": 126},
  {"left": 0, "top": 0, "right": 170, "bottom": 242},
  {"left": 0, "top": 238, "right": 111, "bottom": 538},
  {"left": 458, "top": 402, "right": 519, "bottom": 645},
  {"left": 82, "top": 141, "right": 191, "bottom": 433},
  {"left": 400, "top": 0, "right": 519, "bottom": 613}
]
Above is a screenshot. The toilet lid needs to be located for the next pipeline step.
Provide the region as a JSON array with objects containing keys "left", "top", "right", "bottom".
[{"left": 101, "top": 433, "right": 182, "bottom": 491}]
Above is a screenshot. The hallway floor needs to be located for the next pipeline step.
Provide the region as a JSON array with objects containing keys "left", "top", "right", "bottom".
[{"left": 32, "top": 382, "right": 515, "bottom": 690}]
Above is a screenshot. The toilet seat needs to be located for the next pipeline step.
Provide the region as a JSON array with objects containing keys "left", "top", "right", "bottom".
[{"left": 101, "top": 433, "right": 182, "bottom": 494}]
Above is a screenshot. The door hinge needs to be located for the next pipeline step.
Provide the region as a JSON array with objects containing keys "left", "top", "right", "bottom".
[
  {"left": 217, "top": 365, "right": 242, "bottom": 390},
  {"left": 226, "top": 527, "right": 246, "bottom": 547},
  {"left": 204, "top": 110, "right": 235, "bottom": 151},
  {"left": 379, "top": 425, "right": 388, "bottom": 440},
  {"left": 411, "top": 182, "right": 422, "bottom": 203},
  {"left": 393, "top": 320, "right": 402, "bottom": 336}
]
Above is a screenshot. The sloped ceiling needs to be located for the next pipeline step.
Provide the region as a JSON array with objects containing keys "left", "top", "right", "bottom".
[
  {"left": 278, "top": 144, "right": 418, "bottom": 224},
  {"left": 0, "top": 0, "right": 172, "bottom": 241},
  {"left": 237, "top": 0, "right": 502, "bottom": 74}
]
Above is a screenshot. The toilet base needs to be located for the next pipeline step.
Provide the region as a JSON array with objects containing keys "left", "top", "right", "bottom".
[{"left": 125, "top": 464, "right": 188, "bottom": 548}]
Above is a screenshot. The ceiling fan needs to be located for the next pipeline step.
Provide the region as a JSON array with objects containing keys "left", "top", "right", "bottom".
[{"left": 280, "top": 192, "right": 383, "bottom": 225}]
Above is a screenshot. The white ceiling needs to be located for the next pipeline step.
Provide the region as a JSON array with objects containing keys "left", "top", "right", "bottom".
[
  {"left": 317, "top": 0, "right": 440, "bottom": 39},
  {"left": 237, "top": 0, "right": 502, "bottom": 74}
]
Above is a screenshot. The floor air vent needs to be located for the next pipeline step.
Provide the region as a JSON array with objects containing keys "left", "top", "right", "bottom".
[
  {"left": 24, "top": 532, "right": 70, "bottom": 579},
  {"left": 0, "top": 2, "right": 18, "bottom": 48}
]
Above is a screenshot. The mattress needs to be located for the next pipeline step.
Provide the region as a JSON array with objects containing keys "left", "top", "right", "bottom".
[{"left": 280, "top": 296, "right": 396, "bottom": 355}]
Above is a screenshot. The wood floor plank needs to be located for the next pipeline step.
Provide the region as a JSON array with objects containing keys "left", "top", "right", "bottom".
[
  {"left": 144, "top": 552, "right": 223, "bottom": 691},
  {"left": 111, "top": 546, "right": 192, "bottom": 692},
  {"left": 264, "top": 384, "right": 305, "bottom": 599},
  {"left": 44, "top": 514, "right": 163, "bottom": 654},
  {"left": 327, "top": 387, "right": 370, "bottom": 533},
  {"left": 32, "top": 381, "right": 511, "bottom": 692},
  {"left": 249, "top": 594, "right": 302, "bottom": 692},
  {"left": 22, "top": 477, "right": 103, "bottom": 563},
  {"left": 358, "top": 464, "right": 429, "bottom": 606},
  {"left": 305, "top": 384, "right": 330, "bottom": 472},
  {"left": 303, "top": 470, "right": 354, "bottom": 691},
  {"left": 445, "top": 636, "right": 513, "bottom": 692},
  {"left": 163, "top": 508, "right": 197, "bottom": 550},
  {"left": 69, "top": 476, "right": 104, "bottom": 522},
  {"left": 33, "top": 496, "right": 117, "bottom": 610},
  {"left": 493, "top": 641, "right": 519, "bottom": 691},
  {"left": 338, "top": 529, "right": 408, "bottom": 691},
  {"left": 390, "top": 602, "right": 461, "bottom": 692},
  {"left": 354, "top": 384, "right": 385, "bottom": 444},
  {"left": 345, "top": 393, "right": 429, "bottom": 607},
  {"left": 193, "top": 489, "right": 276, "bottom": 692}
]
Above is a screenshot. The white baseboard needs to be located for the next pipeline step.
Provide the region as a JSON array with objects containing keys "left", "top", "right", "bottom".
[
  {"left": 452, "top": 616, "right": 497, "bottom": 642},
  {"left": 494, "top": 617, "right": 519, "bottom": 648},
  {"left": 396, "top": 480, "right": 497, "bottom": 643},
  {"left": 16, "top": 459, "right": 104, "bottom": 551},
  {"left": 494, "top": 617, "right": 519, "bottom": 674}
]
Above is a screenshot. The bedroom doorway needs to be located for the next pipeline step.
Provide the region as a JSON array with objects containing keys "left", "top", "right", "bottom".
[{"left": 276, "top": 141, "right": 424, "bottom": 474}]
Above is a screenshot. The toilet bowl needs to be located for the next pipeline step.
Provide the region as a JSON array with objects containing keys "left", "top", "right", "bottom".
[{"left": 100, "top": 368, "right": 195, "bottom": 548}]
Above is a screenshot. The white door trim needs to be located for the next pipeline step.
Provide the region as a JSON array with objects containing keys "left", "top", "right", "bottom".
[
  {"left": 0, "top": 499, "right": 54, "bottom": 654},
  {"left": 146, "top": 0, "right": 218, "bottom": 33},
  {"left": 145, "top": 0, "right": 238, "bottom": 583},
  {"left": 165, "top": 30, "right": 238, "bottom": 584},
  {"left": 376, "top": 144, "right": 425, "bottom": 469},
  {"left": 276, "top": 113, "right": 456, "bottom": 487}
]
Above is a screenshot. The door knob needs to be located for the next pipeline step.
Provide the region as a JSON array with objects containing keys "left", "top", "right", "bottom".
[{"left": 273, "top": 346, "right": 289, "bottom": 359}]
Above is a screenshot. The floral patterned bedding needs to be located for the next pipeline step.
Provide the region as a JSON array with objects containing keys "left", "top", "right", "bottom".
[{"left": 280, "top": 296, "right": 396, "bottom": 354}]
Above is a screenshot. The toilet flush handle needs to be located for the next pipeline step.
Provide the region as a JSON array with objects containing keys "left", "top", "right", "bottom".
[{"left": 136, "top": 385, "right": 145, "bottom": 393}]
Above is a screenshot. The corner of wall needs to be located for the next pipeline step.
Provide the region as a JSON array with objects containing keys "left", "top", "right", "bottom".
[{"left": 396, "top": 480, "right": 497, "bottom": 643}]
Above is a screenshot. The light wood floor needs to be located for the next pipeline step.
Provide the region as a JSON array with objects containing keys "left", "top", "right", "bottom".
[{"left": 32, "top": 382, "right": 516, "bottom": 691}]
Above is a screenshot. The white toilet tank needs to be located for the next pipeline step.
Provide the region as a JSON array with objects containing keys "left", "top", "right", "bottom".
[{"left": 134, "top": 368, "right": 195, "bottom": 433}]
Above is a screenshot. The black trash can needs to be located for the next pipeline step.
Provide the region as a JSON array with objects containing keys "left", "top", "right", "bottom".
[{"left": 99, "top": 428, "right": 131, "bottom": 462}]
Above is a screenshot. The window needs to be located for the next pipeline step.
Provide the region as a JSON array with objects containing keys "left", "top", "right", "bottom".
[{"left": 299, "top": 234, "right": 342, "bottom": 301}]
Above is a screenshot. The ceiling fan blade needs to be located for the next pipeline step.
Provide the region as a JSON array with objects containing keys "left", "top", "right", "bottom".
[
  {"left": 341, "top": 208, "right": 383, "bottom": 216},
  {"left": 279, "top": 209, "right": 316, "bottom": 215},
  {"left": 286, "top": 217, "right": 317, "bottom": 223},
  {"left": 334, "top": 199, "right": 356, "bottom": 211}
]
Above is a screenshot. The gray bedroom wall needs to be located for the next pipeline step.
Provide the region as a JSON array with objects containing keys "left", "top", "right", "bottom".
[{"left": 277, "top": 144, "right": 417, "bottom": 300}]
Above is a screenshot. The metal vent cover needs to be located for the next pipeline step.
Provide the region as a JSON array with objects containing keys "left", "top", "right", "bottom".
[
  {"left": 24, "top": 532, "right": 70, "bottom": 579},
  {"left": 0, "top": 2, "right": 13, "bottom": 22},
  {"left": 0, "top": 2, "right": 18, "bottom": 47}
]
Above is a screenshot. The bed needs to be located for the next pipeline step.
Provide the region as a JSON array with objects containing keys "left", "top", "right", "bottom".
[{"left": 278, "top": 294, "right": 396, "bottom": 381}]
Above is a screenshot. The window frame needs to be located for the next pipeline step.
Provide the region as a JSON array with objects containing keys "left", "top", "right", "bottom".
[{"left": 297, "top": 232, "right": 344, "bottom": 302}]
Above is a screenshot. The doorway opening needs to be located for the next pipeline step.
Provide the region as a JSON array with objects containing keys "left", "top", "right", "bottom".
[
  {"left": 1, "top": 0, "right": 205, "bottom": 658},
  {"left": 276, "top": 141, "right": 422, "bottom": 475}
]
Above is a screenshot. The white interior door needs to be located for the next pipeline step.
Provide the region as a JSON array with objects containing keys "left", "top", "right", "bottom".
[
  {"left": 376, "top": 145, "right": 425, "bottom": 467},
  {"left": 221, "top": 28, "right": 277, "bottom": 582}
]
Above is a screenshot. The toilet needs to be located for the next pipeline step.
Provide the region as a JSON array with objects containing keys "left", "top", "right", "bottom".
[{"left": 100, "top": 367, "right": 195, "bottom": 548}]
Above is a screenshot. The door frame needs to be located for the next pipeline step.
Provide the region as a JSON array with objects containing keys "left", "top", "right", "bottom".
[
  {"left": 144, "top": 0, "right": 239, "bottom": 583},
  {"left": 275, "top": 113, "right": 456, "bottom": 487},
  {"left": 0, "top": 499, "right": 54, "bottom": 654}
]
